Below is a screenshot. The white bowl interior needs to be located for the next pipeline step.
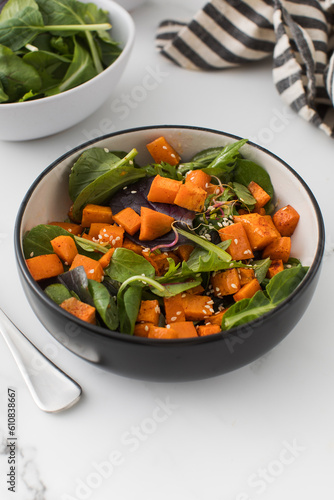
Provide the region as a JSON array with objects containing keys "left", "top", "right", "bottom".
[{"left": 20, "top": 127, "right": 321, "bottom": 269}]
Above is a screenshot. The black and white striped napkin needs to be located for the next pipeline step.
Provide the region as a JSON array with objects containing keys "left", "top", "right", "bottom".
[{"left": 156, "top": 0, "right": 334, "bottom": 138}]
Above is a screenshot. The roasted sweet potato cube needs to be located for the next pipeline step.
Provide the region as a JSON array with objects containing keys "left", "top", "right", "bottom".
[
  {"left": 51, "top": 235, "right": 78, "bottom": 265},
  {"left": 134, "top": 323, "right": 155, "bottom": 337},
  {"left": 70, "top": 254, "right": 104, "bottom": 282},
  {"left": 206, "top": 309, "right": 228, "bottom": 327},
  {"left": 262, "top": 237, "right": 291, "bottom": 263},
  {"left": 174, "top": 183, "right": 207, "bottom": 212},
  {"left": 233, "top": 213, "right": 281, "bottom": 250},
  {"left": 60, "top": 297, "right": 96, "bottom": 324},
  {"left": 273, "top": 205, "right": 300, "bottom": 236},
  {"left": 197, "top": 324, "right": 221, "bottom": 336},
  {"left": 163, "top": 294, "right": 186, "bottom": 323},
  {"left": 139, "top": 207, "right": 174, "bottom": 241},
  {"left": 247, "top": 181, "right": 271, "bottom": 210},
  {"left": 88, "top": 223, "right": 109, "bottom": 239},
  {"left": 167, "top": 321, "right": 198, "bottom": 338},
  {"left": 26, "top": 254, "right": 64, "bottom": 281},
  {"left": 122, "top": 237, "right": 143, "bottom": 255},
  {"left": 98, "top": 248, "right": 115, "bottom": 269},
  {"left": 48, "top": 221, "right": 83, "bottom": 235},
  {"left": 210, "top": 268, "right": 241, "bottom": 296},
  {"left": 237, "top": 267, "right": 255, "bottom": 286},
  {"left": 146, "top": 136, "right": 181, "bottom": 166},
  {"left": 81, "top": 204, "right": 113, "bottom": 227},
  {"left": 147, "top": 175, "right": 182, "bottom": 204},
  {"left": 99, "top": 224, "right": 124, "bottom": 247},
  {"left": 136, "top": 300, "right": 160, "bottom": 325},
  {"left": 182, "top": 294, "right": 214, "bottom": 321},
  {"left": 233, "top": 278, "right": 261, "bottom": 302},
  {"left": 267, "top": 259, "right": 284, "bottom": 279},
  {"left": 112, "top": 208, "right": 141, "bottom": 236},
  {"left": 185, "top": 284, "right": 205, "bottom": 295},
  {"left": 185, "top": 169, "right": 211, "bottom": 190},
  {"left": 175, "top": 244, "right": 194, "bottom": 262},
  {"left": 148, "top": 326, "right": 178, "bottom": 339},
  {"left": 218, "top": 222, "right": 254, "bottom": 260}
]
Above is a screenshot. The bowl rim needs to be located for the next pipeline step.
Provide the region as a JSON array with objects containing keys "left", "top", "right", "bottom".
[
  {"left": 0, "top": 0, "right": 135, "bottom": 109},
  {"left": 14, "top": 124, "right": 326, "bottom": 345}
]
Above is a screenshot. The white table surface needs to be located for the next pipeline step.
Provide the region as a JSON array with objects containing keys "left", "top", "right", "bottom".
[{"left": 0, "top": 1, "right": 333, "bottom": 499}]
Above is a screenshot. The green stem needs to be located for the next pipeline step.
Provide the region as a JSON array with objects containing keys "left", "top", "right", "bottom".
[
  {"left": 118, "top": 275, "right": 167, "bottom": 296},
  {"left": 85, "top": 31, "right": 103, "bottom": 74},
  {"left": 40, "top": 23, "right": 112, "bottom": 32}
]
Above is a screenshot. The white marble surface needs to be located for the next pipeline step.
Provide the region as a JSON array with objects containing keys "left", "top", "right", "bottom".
[{"left": 0, "top": 1, "right": 333, "bottom": 499}]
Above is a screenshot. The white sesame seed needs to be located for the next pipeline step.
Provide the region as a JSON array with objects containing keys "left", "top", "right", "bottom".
[
  {"left": 30, "top": 252, "right": 34, "bottom": 257},
  {"left": 89, "top": 269, "right": 94, "bottom": 274},
  {"left": 162, "top": 145, "right": 167, "bottom": 150},
  {"left": 170, "top": 153, "right": 176, "bottom": 158},
  {"left": 217, "top": 222, "right": 222, "bottom": 228},
  {"left": 68, "top": 228, "right": 72, "bottom": 233},
  {"left": 104, "top": 148, "right": 109, "bottom": 153},
  {"left": 181, "top": 293, "right": 186, "bottom": 298},
  {"left": 176, "top": 311, "right": 182, "bottom": 316},
  {"left": 145, "top": 325, "right": 149, "bottom": 332},
  {"left": 155, "top": 305, "right": 160, "bottom": 313},
  {"left": 231, "top": 284, "right": 237, "bottom": 289},
  {"left": 166, "top": 324, "right": 171, "bottom": 329},
  {"left": 123, "top": 186, "right": 128, "bottom": 190},
  {"left": 112, "top": 239, "right": 116, "bottom": 245},
  {"left": 115, "top": 236, "right": 121, "bottom": 241},
  {"left": 202, "top": 309, "right": 207, "bottom": 314},
  {"left": 215, "top": 287, "right": 220, "bottom": 292},
  {"left": 234, "top": 239, "right": 238, "bottom": 244},
  {"left": 171, "top": 316, "right": 177, "bottom": 322},
  {"left": 64, "top": 261, "right": 68, "bottom": 266}
]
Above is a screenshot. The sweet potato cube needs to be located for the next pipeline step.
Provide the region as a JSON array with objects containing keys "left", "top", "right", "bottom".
[
  {"left": 70, "top": 254, "right": 104, "bottom": 282},
  {"left": 185, "top": 169, "right": 211, "bottom": 190},
  {"left": 122, "top": 237, "right": 143, "bottom": 255},
  {"left": 233, "top": 213, "right": 281, "bottom": 250},
  {"left": 139, "top": 207, "right": 174, "bottom": 241},
  {"left": 60, "top": 297, "right": 96, "bottom": 324},
  {"left": 175, "top": 244, "right": 194, "bottom": 262},
  {"left": 167, "top": 321, "right": 198, "bottom": 338},
  {"left": 237, "top": 267, "right": 255, "bottom": 286},
  {"left": 163, "top": 294, "right": 186, "bottom": 323},
  {"left": 218, "top": 222, "right": 254, "bottom": 260},
  {"left": 147, "top": 175, "right": 182, "bottom": 204},
  {"left": 210, "top": 268, "right": 241, "bottom": 296},
  {"left": 136, "top": 300, "right": 160, "bottom": 325},
  {"left": 267, "top": 259, "right": 284, "bottom": 279},
  {"left": 51, "top": 235, "right": 78, "bottom": 265},
  {"left": 112, "top": 208, "right": 141, "bottom": 236},
  {"left": 142, "top": 250, "right": 170, "bottom": 276},
  {"left": 48, "top": 222, "right": 83, "bottom": 235},
  {"left": 88, "top": 223, "right": 108, "bottom": 239},
  {"left": 174, "top": 183, "right": 207, "bottom": 212},
  {"left": 26, "top": 254, "right": 64, "bottom": 281},
  {"left": 233, "top": 278, "right": 261, "bottom": 302},
  {"left": 134, "top": 323, "right": 155, "bottom": 337},
  {"left": 182, "top": 294, "right": 214, "bottom": 321},
  {"left": 273, "top": 205, "right": 300, "bottom": 236},
  {"left": 148, "top": 326, "right": 178, "bottom": 339},
  {"left": 206, "top": 183, "right": 221, "bottom": 195},
  {"left": 99, "top": 224, "right": 124, "bottom": 247},
  {"left": 262, "top": 237, "right": 291, "bottom": 263},
  {"left": 98, "top": 248, "right": 115, "bottom": 269},
  {"left": 206, "top": 309, "right": 228, "bottom": 327},
  {"left": 197, "top": 324, "right": 221, "bottom": 336},
  {"left": 146, "top": 136, "right": 181, "bottom": 166},
  {"left": 81, "top": 204, "right": 113, "bottom": 227},
  {"left": 247, "top": 181, "right": 271, "bottom": 210},
  {"left": 185, "top": 284, "right": 205, "bottom": 295}
]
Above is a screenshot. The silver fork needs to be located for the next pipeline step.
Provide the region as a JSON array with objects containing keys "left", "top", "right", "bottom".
[{"left": 0, "top": 307, "right": 82, "bottom": 413}]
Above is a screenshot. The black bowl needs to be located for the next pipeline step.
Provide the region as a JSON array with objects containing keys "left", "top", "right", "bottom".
[{"left": 14, "top": 126, "right": 325, "bottom": 381}]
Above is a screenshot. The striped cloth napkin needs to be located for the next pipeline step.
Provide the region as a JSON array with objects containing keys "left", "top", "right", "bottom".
[{"left": 156, "top": 0, "right": 334, "bottom": 138}]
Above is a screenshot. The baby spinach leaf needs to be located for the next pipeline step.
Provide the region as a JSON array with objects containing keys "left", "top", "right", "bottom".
[
  {"left": 23, "top": 224, "right": 69, "bottom": 258},
  {"left": 88, "top": 279, "right": 118, "bottom": 331},
  {"left": 202, "top": 139, "right": 248, "bottom": 178},
  {"left": 58, "top": 266, "right": 94, "bottom": 306},
  {"left": 232, "top": 182, "right": 256, "bottom": 208},
  {"left": 0, "top": 0, "right": 44, "bottom": 51},
  {"left": 44, "top": 283, "right": 73, "bottom": 304},
  {"left": 22, "top": 49, "right": 69, "bottom": 92},
  {"left": 117, "top": 284, "right": 142, "bottom": 335},
  {"left": 0, "top": 43, "right": 41, "bottom": 102},
  {"left": 106, "top": 248, "right": 155, "bottom": 282},
  {"left": 0, "top": 79, "right": 8, "bottom": 102},
  {"left": 186, "top": 245, "right": 235, "bottom": 274},
  {"left": 251, "top": 258, "right": 271, "bottom": 284},
  {"left": 153, "top": 278, "right": 202, "bottom": 297},
  {"left": 69, "top": 147, "right": 123, "bottom": 202},
  {"left": 233, "top": 158, "right": 274, "bottom": 199},
  {"left": 71, "top": 149, "right": 144, "bottom": 221},
  {"left": 221, "top": 265, "right": 308, "bottom": 330}
]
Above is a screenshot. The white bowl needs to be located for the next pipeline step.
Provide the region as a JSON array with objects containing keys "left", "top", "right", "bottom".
[{"left": 0, "top": 0, "right": 135, "bottom": 141}]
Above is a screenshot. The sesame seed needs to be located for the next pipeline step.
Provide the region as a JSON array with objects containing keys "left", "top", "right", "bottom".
[
  {"left": 217, "top": 222, "right": 222, "bottom": 228},
  {"left": 166, "top": 324, "right": 171, "bottom": 329},
  {"left": 231, "top": 284, "right": 237, "bottom": 289},
  {"left": 89, "top": 269, "right": 94, "bottom": 274},
  {"left": 145, "top": 325, "right": 149, "bottom": 332},
  {"left": 64, "top": 261, "right": 68, "bottom": 266},
  {"left": 115, "top": 236, "right": 121, "bottom": 241},
  {"left": 68, "top": 228, "right": 72, "bottom": 233},
  {"left": 112, "top": 239, "right": 116, "bottom": 245},
  {"left": 181, "top": 293, "right": 186, "bottom": 298},
  {"left": 141, "top": 273, "right": 146, "bottom": 276},
  {"left": 171, "top": 316, "right": 177, "bottom": 321},
  {"left": 202, "top": 309, "right": 207, "bottom": 314},
  {"left": 129, "top": 160, "right": 133, "bottom": 165},
  {"left": 123, "top": 186, "right": 128, "bottom": 190},
  {"left": 176, "top": 311, "right": 182, "bottom": 316},
  {"left": 104, "top": 148, "right": 109, "bottom": 153},
  {"left": 30, "top": 252, "right": 34, "bottom": 257},
  {"left": 162, "top": 145, "right": 167, "bottom": 150},
  {"left": 215, "top": 287, "right": 220, "bottom": 291},
  {"left": 234, "top": 239, "right": 238, "bottom": 244},
  {"left": 155, "top": 305, "right": 160, "bottom": 313},
  {"left": 170, "top": 153, "right": 176, "bottom": 158},
  {"left": 131, "top": 191, "right": 137, "bottom": 194}
]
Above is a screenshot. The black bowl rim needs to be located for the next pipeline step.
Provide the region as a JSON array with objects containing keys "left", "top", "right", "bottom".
[{"left": 14, "top": 124, "right": 326, "bottom": 346}]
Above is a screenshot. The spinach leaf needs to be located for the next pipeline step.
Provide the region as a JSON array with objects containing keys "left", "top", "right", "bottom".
[
  {"left": 0, "top": 78, "right": 8, "bottom": 102},
  {"left": 22, "top": 49, "right": 69, "bottom": 92},
  {"left": 251, "top": 258, "right": 272, "bottom": 284},
  {"left": 185, "top": 245, "right": 242, "bottom": 274},
  {"left": 202, "top": 139, "right": 248, "bottom": 178},
  {"left": 221, "top": 265, "right": 308, "bottom": 330},
  {"left": 44, "top": 283, "right": 73, "bottom": 304},
  {"left": 232, "top": 182, "right": 256, "bottom": 208},
  {"left": 88, "top": 279, "right": 118, "bottom": 330},
  {"left": 153, "top": 278, "right": 202, "bottom": 297},
  {"left": 117, "top": 284, "right": 142, "bottom": 335},
  {"left": 0, "top": 0, "right": 44, "bottom": 51},
  {"left": 71, "top": 149, "right": 144, "bottom": 221},
  {"left": 69, "top": 147, "right": 122, "bottom": 202},
  {"left": 46, "top": 36, "right": 97, "bottom": 95},
  {"left": 106, "top": 248, "right": 155, "bottom": 282},
  {"left": 0, "top": 43, "right": 41, "bottom": 102},
  {"left": 233, "top": 158, "right": 274, "bottom": 199},
  {"left": 23, "top": 224, "right": 70, "bottom": 258}
]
